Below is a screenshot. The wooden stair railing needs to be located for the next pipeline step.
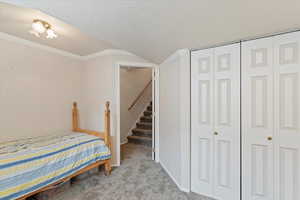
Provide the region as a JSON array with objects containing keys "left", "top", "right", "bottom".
[{"left": 128, "top": 79, "right": 152, "bottom": 111}]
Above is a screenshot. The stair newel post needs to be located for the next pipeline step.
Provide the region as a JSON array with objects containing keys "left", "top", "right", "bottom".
[{"left": 72, "top": 102, "right": 79, "bottom": 132}]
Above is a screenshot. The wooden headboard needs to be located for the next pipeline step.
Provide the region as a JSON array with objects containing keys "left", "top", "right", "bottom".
[{"left": 72, "top": 102, "right": 111, "bottom": 148}]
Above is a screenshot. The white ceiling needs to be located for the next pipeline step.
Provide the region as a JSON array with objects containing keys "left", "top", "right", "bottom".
[
  {"left": 1, "top": 0, "right": 300, "bottom": 63},
  {"left": 0, "top": 2, "right": 114, "bottom": 56}
]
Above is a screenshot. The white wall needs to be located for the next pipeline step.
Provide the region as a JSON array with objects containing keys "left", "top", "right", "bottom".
[
  {"left": 0, "top": 32, "right": 152, "bottom": 167},
  {"left": 80, "top": 52, "right": 151, "bottom": 165},
  {"left": 159, "top": 49, "right": 190, "bottom": 192},
  {"left": 0, "top": 33, "right": 191, "bottom": 192},
  {"left": 120, "top": 67, "right": 152, "bottom": 144},
  {"left": 0, "top": 38, "right": 83, "bottom": 142}
]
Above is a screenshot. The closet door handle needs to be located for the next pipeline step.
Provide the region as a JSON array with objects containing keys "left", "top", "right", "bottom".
[
  {"left": 267, "top": 136, "right": 272, "bottom": 141},
  {"left": 214, "top": 132, "right": 218, "bottom": 135}
]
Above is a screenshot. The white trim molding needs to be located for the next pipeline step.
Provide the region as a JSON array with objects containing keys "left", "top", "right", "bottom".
[
  {"left": 0, "top": 31, "right": 147, "bottom": 61},
  {"left": 120, "top": 139, "right": 128, "bottom": 145},
  {"left": 114, "top": 62, "right": 159, "bottom": 167},
  {"left": 82, "top": 49, "right": 139, "bottom": 60},
  {"left": 160, "top": 161, "right": 190, "bottom": 193},
  {"left": 0, "top": 32, "right": 82, "bottom": 60}
]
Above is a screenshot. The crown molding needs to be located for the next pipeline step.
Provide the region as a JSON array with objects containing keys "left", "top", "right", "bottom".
[
  {"left": 161, "top": 49, "right": 190, "bottom": 65},
  {"left": 160, "top": 49, "right": 183, "bottom": 64},
  {"left": 0, "top": 31, "right": 145, "bottom": 61},
  {"left": 0, "top": 32, "right": 83, "bottom": 60},
  {"left": 82, "top": 49, "right": 139, "bottom": 60},
  {"left": 177, "top": 48, "right": 189, "bottom": 56}
]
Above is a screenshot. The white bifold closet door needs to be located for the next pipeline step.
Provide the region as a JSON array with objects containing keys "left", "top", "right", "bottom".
[
  {"left": 242, "top": 31, "right": 300, "bottom": 200},
  {"left": 191, "top": 43, "right": 240, "bottom": 200}
]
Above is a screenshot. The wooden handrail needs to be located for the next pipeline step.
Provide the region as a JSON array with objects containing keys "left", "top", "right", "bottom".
[{"left": 128, "top": 79, "right": 152, "bottom": 111}]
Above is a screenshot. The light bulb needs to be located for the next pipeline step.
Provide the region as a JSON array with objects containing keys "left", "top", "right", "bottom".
[
  {"left": 46, "top": 29, "right": 57, "bottom": 39},
  {"left": 32, "top": 21, "right": 46, "bottom": 33}
]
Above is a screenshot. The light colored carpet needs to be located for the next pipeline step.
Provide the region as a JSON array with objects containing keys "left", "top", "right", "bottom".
[{"left": 33, "top": 143, "right": 213, "bottom": 200}]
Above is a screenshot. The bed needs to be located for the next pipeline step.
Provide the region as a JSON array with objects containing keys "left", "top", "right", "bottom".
[{"left": 0, "top": 102, "right": 112, "bottom": 200}]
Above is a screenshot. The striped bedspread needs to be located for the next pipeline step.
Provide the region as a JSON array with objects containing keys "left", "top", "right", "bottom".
[{"left": 0, "top": 132, "right": 111, "bottom": 200}]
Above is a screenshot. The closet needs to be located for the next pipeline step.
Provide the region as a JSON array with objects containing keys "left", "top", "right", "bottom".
[
  {"left": 191, "top": 43, "right": 241, "bottom": 200},
  {"left": 191, "top": 31, "right": 300, "bottom": 200},
  {"left": 242, "top": 31, "right": 300, "bottom": 200}
]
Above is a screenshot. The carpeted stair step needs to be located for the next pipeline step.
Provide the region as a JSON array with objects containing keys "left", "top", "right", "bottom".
[
  {"left": 127, "top": 101, "right": 153, "bottom": 147},
  {"left": 147, "top": 106, "right": 152, "bottom": 111},
  {"left": 127, "top": 135, "right": 152, "bottom": 147},
  {"left": 136, "top": 122, "right": 152, "bottom": 130},
  {"left": 143, "top": 110, "right": 152, "bottom": 117},
  {"left": 132, "top": 128, "right": 152, "bottom": 137},
  {"left": 140, "top": 116, "right": 152, "bottom": 123}
]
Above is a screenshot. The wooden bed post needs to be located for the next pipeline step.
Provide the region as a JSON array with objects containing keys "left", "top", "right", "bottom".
[
  {"left": 104, "top": 101, "right": 112, "bottom": 175},
  {"left": 104, "top": 101, "right": 111, "bottom": 147},
  {"left": 72, "top": 102, "right": 79, "bottom": 131},
  {"left": 14, "top": 102, "right": 113, "bottom": 200},
  {"left": 72, "top": 101, "right": 111, "bottom": 175}
]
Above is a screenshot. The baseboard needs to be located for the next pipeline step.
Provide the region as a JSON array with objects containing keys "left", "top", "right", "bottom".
[
  {"left": 159, "top": 160, "right": 188, "bottom": 193},
  {"left": 121, "top": 140, "right": 128, "bottom": 145},
  {"left": 180, "top": 187, "right": 190, "bottom": 193}
]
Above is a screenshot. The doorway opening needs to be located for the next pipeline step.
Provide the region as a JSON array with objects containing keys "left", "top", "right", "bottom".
[{"left": 115, "top": 62, "right": 159, "bottom": 166}]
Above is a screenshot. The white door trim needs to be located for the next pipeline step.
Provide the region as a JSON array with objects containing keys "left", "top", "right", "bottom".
[{"left": 114, "top": 62, "right": 160, "bottom": 166}]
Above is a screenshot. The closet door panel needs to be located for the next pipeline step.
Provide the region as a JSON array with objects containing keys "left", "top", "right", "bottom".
[
  {"left": 274, "top": 32, "right": 300, "bottom": 200},
  {"left": 213, "top": 44, "right": 240, "bottom": 200},
  {"left": 191, "top": 49, "right": 214, "bottom": 196},
  {"left": 242, "top": 38, "right": 274, "bottom": 200}
]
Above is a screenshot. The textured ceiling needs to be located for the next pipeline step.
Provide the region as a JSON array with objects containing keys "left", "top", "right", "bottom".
[
  {"left": 0, "top": 3, "right": 114, "bottom": 56},
  {"left": 1, "top": 0, "right": 300, "bottom": 63}
]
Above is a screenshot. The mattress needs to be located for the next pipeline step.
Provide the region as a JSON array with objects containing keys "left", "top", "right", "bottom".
[{"left": 0, "top": 132, "right": 111, "bottom": 200}]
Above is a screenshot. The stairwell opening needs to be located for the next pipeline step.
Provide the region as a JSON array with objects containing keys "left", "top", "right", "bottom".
[{"left": 117, "top": 64, "right": 157, "bottom": 164}]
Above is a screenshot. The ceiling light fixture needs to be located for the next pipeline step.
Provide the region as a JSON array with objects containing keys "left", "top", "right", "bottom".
[{"left": 29, "top": 19, "right": 57, "bottom": 39}]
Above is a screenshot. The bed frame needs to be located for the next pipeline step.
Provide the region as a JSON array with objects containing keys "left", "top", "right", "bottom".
[{"left": 18, "top": 102, "right": 112, "bottom": 200}]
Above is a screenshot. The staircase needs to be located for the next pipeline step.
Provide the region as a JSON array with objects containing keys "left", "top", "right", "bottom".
[{"left": 127, "top": 102, "right": 152, "bottom": 147}]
